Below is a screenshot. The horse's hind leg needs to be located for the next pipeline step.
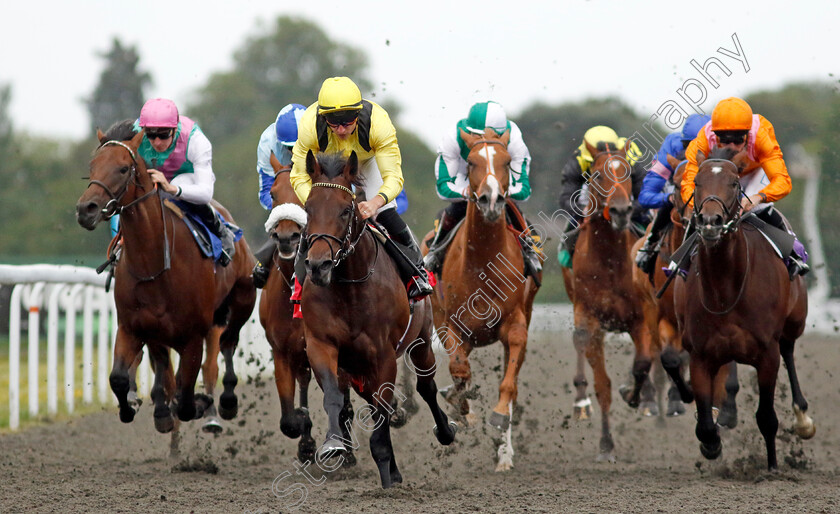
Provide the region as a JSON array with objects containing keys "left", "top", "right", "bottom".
[
  {"left": 109, "top": 327, "right": 143, "bottom": 423},
  {"left": 308, "top": 340, "right": 350, "bottom": 463},
  {"left": 780, "top": 337, "right": 815, "bottom": 439},
  {"left": 715, "top": 361, "right": 739, "bottom": 429},
  {"left": 584, "top": 328, "right": 615, "bottom": 462},
  {"left": 339, "top": 387, "right": 358, "bottom": 468},
  {"left": 619, "top": 322, "right": 654, "bottom": 409},
  {"left": 217, "top": 279, "right": 255, "bottom": 420},
  {"left": 755, "top": 354, "right": 781, "bottom": 470},
  {"left": 443, "top": 324, "right": 477, "bottom": 426},
  {"left": 365, "top": 399, "right": 401, "bottom": 489},
  {"left": 572, "top": 315, "right": 596, "bottom": 421},
  {"left": 200, "top": 326, "right": 223, "bottom": 434},
  {"left": 218, "top": 345, "right": 239, "bottom": 420}
]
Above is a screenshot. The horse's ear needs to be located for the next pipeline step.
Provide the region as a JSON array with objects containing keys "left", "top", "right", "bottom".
[
  {"left": 732, "top": 148, "right": 749, "bottom": 171},
  {"left": 344, "top": 151, "right": 359, "bottom": 179},
  {"left": 460, "top": 128, "right": 478, "bottom": 148},
  {"left": 666, "top": 153, "right": 682, "bottom": 170},
  {"left": 305, "top": 150, "right": 319, "bottom": 178},
  {"left": 500, "top": 129, "right": 511, "bottom": 146},
  {"left": 130, "top": 130, "right": 144, "bottom": 148},
  {"left": 584, "top": 140, "right": 598, "bottom": 157},
  {"left": 695, "top": 149, "right": 706, "bottom": 166},
  {"left": 96, "top": 129, "right": 107, "bottom": 144}
]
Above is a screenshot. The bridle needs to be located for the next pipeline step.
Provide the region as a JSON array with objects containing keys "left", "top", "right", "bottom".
[
  {"left": 467, "top": 138, "right": 509, "bottom": 203},
  {"left": 86, "top": 140, "right": 157, "bottom": 219},
  {"left": 304, "top": 182, "right": 374, "bottom": 281},
  {"left": 692, "top": 159, "right": 745, "bottom": 236}
]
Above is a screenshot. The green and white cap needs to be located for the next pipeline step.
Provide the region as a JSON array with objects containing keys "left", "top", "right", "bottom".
[{"left": 466, "top": 101, "right": 508, "bottom": 134}]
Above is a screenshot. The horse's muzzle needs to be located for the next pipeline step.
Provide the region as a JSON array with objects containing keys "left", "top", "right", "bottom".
[
  {"left": 476, "top": 192, "right": 506, "bottom": 222},
  {"left": 608, "top": 205, "right": 632, "bottom": 231},
  {"left": 306, "top": 258, "right": 333, "bottom": 286},
  {"left": 75, "top": 201, "right": 103, "bottom": 231},
  {"left": 697, "top": 213, "right": 724, "bottom": 243}
]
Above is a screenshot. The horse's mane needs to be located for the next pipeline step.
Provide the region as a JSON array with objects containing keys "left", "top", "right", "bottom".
[
  {"left": 102, "top": 119, "right": 139, "bottom": 143},
  {"left": 316, "top": 152, "right": 366, "bottom": 189},
  {"left": 707, "top": 146, "right": 739, "bottom": 161}
]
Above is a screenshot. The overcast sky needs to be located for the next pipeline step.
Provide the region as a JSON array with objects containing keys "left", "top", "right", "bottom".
[{"left": 2, "top": 1, "right": 838, "bottom": 148}]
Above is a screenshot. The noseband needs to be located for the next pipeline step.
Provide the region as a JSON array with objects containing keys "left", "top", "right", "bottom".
[
  {"left": 86, "top": 140, "right": 156, "bottom": 218},
  {"left": 305, "top": 182, "right": 366, "bottom": 267}
]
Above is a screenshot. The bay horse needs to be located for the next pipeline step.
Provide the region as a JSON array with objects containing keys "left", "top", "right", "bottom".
[
  {"left": 300, "top": 150, "right": 456, "bottom": 488},
  {"left": 673, "top": 147, "right": 815, "bottom": 469},
  {"left": 631, "top": 160, "right": 738, "bottom": 424},
  {"left": 429, "top": 128, "right": 541, "bottom": 472},
  {"left": 76, "top": 122, "right": 256, "bottom": 437},
  {"left": 560, "top": 140, "right": 660, "bottom": 462}
]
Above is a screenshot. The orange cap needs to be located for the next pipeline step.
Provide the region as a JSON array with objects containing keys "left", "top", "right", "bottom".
[{"left": 711, "top": 97, "right": 753, "bottom": 131}]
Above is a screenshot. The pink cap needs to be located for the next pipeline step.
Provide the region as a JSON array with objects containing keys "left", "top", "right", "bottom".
[{"left": 139, "top": 98, "right": 179, "bottom": 128}]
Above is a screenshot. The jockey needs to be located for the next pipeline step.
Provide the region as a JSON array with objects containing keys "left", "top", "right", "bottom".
[
  {"left": 252, "top": 103, "right": 307, "bottom": 288},
  {"left": 556, "top": 125, "right": 648, "bottom": 267},
  {"left": 423, "top": 101, "right": 541, "bottom": 278},
  {"left": 135, "top": 98, "right": 236, "bottom": 266},
  {"left": 289, "top": 76, "right": 433, "bottom": 300},
  {"left": 681, "top": 96, "right": 809, "bottom": 278},
  {"left": 634, "top": 113, "right": 710, "bottom": 273}
]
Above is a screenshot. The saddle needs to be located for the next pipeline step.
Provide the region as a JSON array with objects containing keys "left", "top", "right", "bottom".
[{"left": 164, "top": 199, "right": 242, "bottom": 263}]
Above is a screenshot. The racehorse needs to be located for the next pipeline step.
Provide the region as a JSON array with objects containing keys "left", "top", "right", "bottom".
[
  {"left": 673, "top": 147, "right": 815, "bottom": 469},
  {"left": 429, "top": 128, "right": 541, "bottom": 472},
  {"left": 560, "top": 140, "right": 660, "bottom": 462},
  {"left": 76, "top": 122, "right": 256, "bottom": 437},
  {"left": 300, "top": 150, "right": 456, "bottom": 488}
]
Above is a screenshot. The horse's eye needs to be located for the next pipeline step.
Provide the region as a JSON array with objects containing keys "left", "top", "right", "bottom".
[{"left": 119, "top": 166, "right": 131, "bottom": 175}]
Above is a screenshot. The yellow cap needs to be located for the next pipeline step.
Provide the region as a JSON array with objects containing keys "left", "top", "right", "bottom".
[
  {"left": 317, "top": 77, "right": 363, "bottom": 114},
  {"left": 583, "top": 126, "right": 620, "bottom": 148}
]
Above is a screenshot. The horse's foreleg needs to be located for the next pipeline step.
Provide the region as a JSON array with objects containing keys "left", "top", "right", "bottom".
[
  {"left": 715, "top": 361, "right": 739, "bottom": 429},
  {"left": 491, "top": 318, "right": 528, "bottom": 436},
  {"left": 297, "top": 367, "right": 316, "bottom": 463},
  {"left": 659, "top": 320, "right": 691, "bottom": 412},
  {"left": 690, "top": 356, "right": 721, "bottom": 461},
  {"left": 584, "top": 329, "right": 614, "bottom": 462},
  {"left": 200, "top": 326, "right": 223, "bottom": 433},
  {"left": 404, "top": 338, "right": 457, "bottom": 446},
  {"left": 366, "top": 401, "right": 400, "bottom": 489},
  {"left": 443, "top": 325, "right": 476, "bottom": 425},
  {"left": 780, "top": 337, "right": 815, "bottom": 439},
  {"left": 755, "top": 352, "right": 781, "bottom": 470},
  {"left": 218, "top": 344, "right": 238, "bottom": 420},
  {"left": 620, "top": 322, "right": 654, "bottom": 409},
  {"left": 173, "top": 339, "right": 204, "bottom": 422},
  {"left": 307, "top": 340, "right": 348, "bottom": 464},
  {"left": 109, "top": 327, "right": 143, "bottom": 423},
  {"left": 572, "top": 315, "right": 596, "bottom": 421},
  {"left": 273, "top": 348, "right": 301, "bottom": 439},
  {"left": 149, "top": 346, "right": 175, "bottom": 434}
]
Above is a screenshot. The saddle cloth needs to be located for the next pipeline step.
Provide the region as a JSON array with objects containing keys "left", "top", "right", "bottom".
[{"left": 164, "top": 199, "right": 243, "bottom": 263}]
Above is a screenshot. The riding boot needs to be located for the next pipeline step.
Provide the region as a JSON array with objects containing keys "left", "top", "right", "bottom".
[
  {"left": 391, "top": 226, "right": 434, "bottom": 300},
  {"left": 252, "top": 239, "right": 276, "bottom": 288},
  {"left": 635, "top": 202, "right": 672, "bottom": 274},
  {"left": 423, "top": 211, "right": 456, "bottom": 275},
  {"left": 558, "top": 223, "right": 581, "bottom": 268},
  {"left": 194, "top": 203, "right": 236, "bottom": 267},
  {"left": 520, "top": 232, "right": 543, "bottom": 284},
  {"left": 756, "top": 206, "right": 810, "bottom": 279}
]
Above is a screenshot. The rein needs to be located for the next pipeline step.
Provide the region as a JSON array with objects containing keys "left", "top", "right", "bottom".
[{"left": 697, "top": 229, "right": 751, "bottom": 315}]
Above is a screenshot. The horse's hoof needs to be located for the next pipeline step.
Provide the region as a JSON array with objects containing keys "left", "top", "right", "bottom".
[
  {"left": 488, "top": 411, "right": 510, "bottom": 431},
  {"left": 639, "top": 401, "right": 659, "bottom": 417},
  {"left": 119, "top": 406, "right": 136, "bottom": 423},
  {"left": 433, "top": 420, "right": 458, "bottom": 445},
  {"left": 342, "top": 451, "right": 357, "bottom": 468},
  {"left": 389, "top": 407, "right": 408, "bottom": 429},
  {"left": 154, "top": 414, "right": 175, "bottom": 434},
  {"left": 202, "top": 417, "right": 223, "bottom": 434},
  {"left": 793, "top": 405, "right": 816, "bottom": 440},
  {"left": 495, "top": 459, "right": 514, "bottom": 472},
  {"left": 176, "top": 403, "right": 196, "bottom": 422},
  {"left": 667, "top": 400, "right": 686, "bottom": 417},
  {"left": 573, "top": 398, "right": 592, "bottom": 420},
  {"left": 464, "top": 412, "right": 480, "bottom": 428},
  {"left": 317, "top": 438, "right": 347, "bottom": 463},
  {"left": 716, "top": 409, "right": 738, "bottom": 430},
  {"left": 438, "top": 384, "right": 453, "bottom": 399},
  {"left": 218, "top": 392, "right": 238, "bottom": 420},
  {"left": 619, "top": 384, "right": 640, "bottom": 408},
  {"left": 699, "top": 441, "right": 722, "bottom": 460},
  {"left": 390, "top": 468, "right": 403, "bottom": 484},
  {"left": 595, "top": 452, "right": 616, "bottom": 463}
]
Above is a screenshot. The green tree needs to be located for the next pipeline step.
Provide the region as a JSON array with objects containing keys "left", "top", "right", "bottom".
[
  {"left": 0, "top": 83, "right": 12, "bottom": 158},
  {"left": 85, "top": 38, "right": 151, "bottom": 133}
]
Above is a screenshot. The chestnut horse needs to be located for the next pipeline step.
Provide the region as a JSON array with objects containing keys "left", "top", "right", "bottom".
[
  {"left": 560, "top": 140, "right": 660, "bottom": 462},
  {"left": 429, "top": 128, "right": 541, "bottom": 472},
  {"left": 674, "top": 147, "right": 814, "bottom": 469},
  {"left": 76, "top": 122, "right": 256, "bottom": 436},
  {"left": 300, "top": 150, "right": 456, "bottom": 488}
]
